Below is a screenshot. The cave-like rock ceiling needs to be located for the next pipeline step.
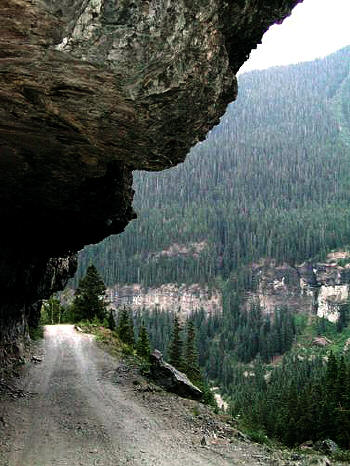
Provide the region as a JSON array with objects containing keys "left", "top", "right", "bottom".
[{"left": 0, "top": 0, "right": 301, "bottom": 358}]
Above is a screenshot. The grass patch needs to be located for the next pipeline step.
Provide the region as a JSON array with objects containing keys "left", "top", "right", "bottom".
[
  {"left": 74, "top": 322, "right": 140, "bottom": 361},
  {"left": 337, "top": 257, "right": 350, "bottom": 267},
  {"left": 241, "top": 427, "right": 273, "bottom": 446}
]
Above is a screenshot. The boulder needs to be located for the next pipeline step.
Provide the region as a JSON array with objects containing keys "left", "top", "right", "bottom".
[
  {"left": 314, "top": 439, "right": 339, "bottom": 454},
  {"left": 150, "top": 350, "right": 202, "bottom": 400}
]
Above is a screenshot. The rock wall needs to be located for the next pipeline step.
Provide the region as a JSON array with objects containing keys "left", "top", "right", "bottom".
[
  {"left": 0, "top": 0, "right": 301, "bottom": 362},
  {"left": 107, "top": 283, "right": 221, "bottom": 317},
  {"left": 317, "top": 285, "right": 348, "bottom": 323},
  {"left": 247, "top": 254, "right": 350, "bottom": 322},
  {"left": 0, "top": 256, "right": 77, "bottom": 365},
  {"left": 105, "top": 253, "right": 350, "bottom": 323},
  {"left": 248, "top": 260, "right": 313, "bottom": 317}
]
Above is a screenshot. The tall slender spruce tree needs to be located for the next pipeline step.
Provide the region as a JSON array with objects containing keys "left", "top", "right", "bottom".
[
  {"left": 117, "top": 307, "right": 135, "bottom": 347},
  {"left": 184, "top": 320, "right": 201, "bottom": 383},
  {"left": 168, "top": 314, "right": 184, "bottom": 371},
  {"left": 136, "top": 322, "right": 151, "bottom": 360},
  {"left": 107, "top": 310, "right": 116, "bottom": 331},
  {"left": 72, "top": 264, "right": 107, "bottom": 322}
]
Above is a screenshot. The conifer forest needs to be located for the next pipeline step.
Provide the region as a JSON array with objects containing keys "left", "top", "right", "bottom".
[{"left": 69, "top": 46, "right": 350, "bottom": 448}]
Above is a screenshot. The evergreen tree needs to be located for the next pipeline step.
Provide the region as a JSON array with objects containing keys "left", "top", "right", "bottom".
[
  {"left": 168, "top": 314, "right": 184, "bottom": 371},
  {"left": 128, "top": 313, "right": 135, "bottom": 347},
  {"left": 337, "top": 303, "right": 349, "bottom": 332},
  {"left": 184, "top": 320, "right": 201, "bottom": 383},
  {"left": 326, "top": 351, "right": 338, "bottom": 395},
  {"left": 316, "top": 317, "right": 327, "bottom": 335},
  {"left": 107, "top": 310, "right": 116, "bottom": 331},
  {"left": 71, "top": 265, "right": 107, "bottom": 322},
  {"left": 136, "top": 322, "right": 151, "bottom": 360},
  {"left": 225, "top": 352, "right": 350, "bottom": 449},
  {"left": 117, "top": 307, "right": 135, "bottom": 346}
]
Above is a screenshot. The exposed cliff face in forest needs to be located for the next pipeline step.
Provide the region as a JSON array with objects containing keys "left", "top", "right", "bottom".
[
  {"left": 247, "top": 253, "right": 350, "bottom": 322},
  {"left": 106, "top": 283, "right": 222, "bottom": 317},
  {"left": 0, "top": 0, "right": 301, "bottom": 363},
  {"left": 99, "top": 254, "right": 350, "bottom": 321}
]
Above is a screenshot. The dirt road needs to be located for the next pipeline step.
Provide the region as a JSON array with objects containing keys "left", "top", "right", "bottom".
[{"left": 0, "top": 325, "right": 290, "bottom": 465}]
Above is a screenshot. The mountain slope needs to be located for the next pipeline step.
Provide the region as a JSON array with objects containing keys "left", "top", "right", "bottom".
[{"left": 76, "top": 46, "right": 350, "bottom": 288}]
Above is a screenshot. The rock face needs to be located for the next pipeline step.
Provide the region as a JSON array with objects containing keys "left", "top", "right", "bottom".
[
  {"left": 247, "top": 254, "right": 350, "bottom": 322},
  {"left": 0, "top": 0, "right": 301, "bottom": 363},
  {"left": 106, "top": 283, "right": 221, "bottom": 317},
  {"left": 247, "top": 260, "right": 312, "bottom": 317},
  {"left": 150, "top": 350, "right": 202, "bottom": 400},
  {"left": 0, "top": 257, "right": 77, "bottom": 365}
]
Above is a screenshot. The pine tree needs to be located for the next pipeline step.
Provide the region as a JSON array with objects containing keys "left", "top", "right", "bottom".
[
  {"left": 337, "top": 303, "right": 348, "bottom": 332},
  {"left": 117, "top": 307, "right": 135, "bottom": 347},
  {"left": 128, "top": 313, "right": 135, "bottom": 347},
  {"left": 184, "top": 320, "right": 201, "bottom": 383},
  {"left": 326, "top": 351, "right": 338, "bottom": 394},
  {"left": 72, "top": 264, "right": 107, "bottom": 322},
  {"left": 107, "top": 310, "right": 116, "bottom": 331},
  {"left": 323, "top": 351, "right": 338, "bottom": 440},
  {"left": 136, "top": 322, "right": 151, "bottom": 360},
  {"left": 168, "top": 314, "right": 184, "bottom": 371}
]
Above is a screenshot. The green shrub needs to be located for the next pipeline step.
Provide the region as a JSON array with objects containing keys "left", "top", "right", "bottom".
[{"left": 243, "top": 428, "right": 271, "bottom": 445}]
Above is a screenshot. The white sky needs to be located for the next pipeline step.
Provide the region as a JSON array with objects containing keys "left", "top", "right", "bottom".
[{"left": 239, "top": 0, "right": 350, "bottom": 73}]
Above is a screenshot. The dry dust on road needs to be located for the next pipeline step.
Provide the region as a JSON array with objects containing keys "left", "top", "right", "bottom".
[{"left": 0, "top": 325, "right": 272, "bottom": 466}]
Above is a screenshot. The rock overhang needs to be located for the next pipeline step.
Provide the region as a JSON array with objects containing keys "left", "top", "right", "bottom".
[{"left": 0, "top": 0, "right": 302, "bottom": 361}]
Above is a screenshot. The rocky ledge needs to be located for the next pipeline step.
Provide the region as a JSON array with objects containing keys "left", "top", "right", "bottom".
[{"left": 0, "top": 0, "right": 301, "bottom": 363}]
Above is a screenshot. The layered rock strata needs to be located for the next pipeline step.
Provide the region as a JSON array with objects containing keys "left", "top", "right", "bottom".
[
  {"left": 247, "top": 256, "right": 350, "bottom": 322},
  {"left": 0, "top": 0, "right": 301, "bottom": 363},
  {"left": 106, "top": 283, "right": 221, "bottom": 317}
]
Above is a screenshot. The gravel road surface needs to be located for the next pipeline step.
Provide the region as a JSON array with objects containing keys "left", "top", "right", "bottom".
[{"left": 0, "top": 325, "right": 266, "bottom": 466}]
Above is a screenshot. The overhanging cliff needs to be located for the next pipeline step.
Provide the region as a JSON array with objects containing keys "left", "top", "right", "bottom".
[{"left": 0, "top": 0, "right": 301, "bottom": 363}]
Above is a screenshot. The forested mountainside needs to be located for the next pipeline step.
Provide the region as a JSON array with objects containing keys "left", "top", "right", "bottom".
[
  {"left": 73, "top": 46, "right": 350, "bottom": 367},
  {"left": 71, "top": 43, "right": 350, "bottom": 370},
  {"left": 76, "top": 46, "right": 350, "bottom": 288},
  {"left": 69, "top": 47, "right": 350, "bottom": 450}
]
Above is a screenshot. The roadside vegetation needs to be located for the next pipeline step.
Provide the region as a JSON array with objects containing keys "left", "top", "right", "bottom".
[{"left": 40, "top": 265, "right": 215, "bottom": 408}]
